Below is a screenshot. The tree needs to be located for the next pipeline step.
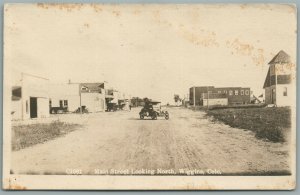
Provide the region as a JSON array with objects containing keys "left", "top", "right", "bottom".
[{"left": 174, "top": 94, "right": 182, "bottom": 106}]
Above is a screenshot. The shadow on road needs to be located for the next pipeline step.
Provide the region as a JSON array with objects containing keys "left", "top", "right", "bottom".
[{"left": 127, "top": 117, "right": 168, "bottom": 121}]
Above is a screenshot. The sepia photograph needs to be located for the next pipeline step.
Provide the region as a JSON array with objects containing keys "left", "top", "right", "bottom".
[{"left": 2, "top": 3, "right": 297, "bottom": 190}]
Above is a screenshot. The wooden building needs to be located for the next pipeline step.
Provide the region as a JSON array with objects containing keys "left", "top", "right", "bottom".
[
  {"left": 189, "top": 86, "right": 251, "bottom": 106},
  {"left": 263, "top": 50, "right": 294, "bottom": 106},
  {"left": 11, "top": 73, "right": 50, "bottom": 120}
]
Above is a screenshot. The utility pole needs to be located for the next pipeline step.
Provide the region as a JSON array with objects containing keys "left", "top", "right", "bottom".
[
  {"left": 193, "top": 86, "right": 196, "bottom": 108},
  {"left": 275, "top": 64, "right": 277, "bottom": 105},
  {"left": 207, "top": 86, "right": 209, "bottom": 110},
  {"left": 21, "top": 72, "right": 24, "bottom": 120},
  {"left": 79, "top": 84, "right": 82, "bottom": 114}
]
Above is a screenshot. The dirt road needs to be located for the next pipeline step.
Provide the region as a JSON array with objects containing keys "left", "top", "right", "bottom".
[{"left": 11, "top": 107, "right": 291, "bottom": 175}]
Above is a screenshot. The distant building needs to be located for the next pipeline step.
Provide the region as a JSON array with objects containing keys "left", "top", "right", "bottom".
[
  {"left": 182, "top": 98, "right": 190, "bottom": 107},
  {"left": 111, "top": 90, "right": 131, "bottom": 110},
  {"left": 202, "top": 93, "right": 228, "bottom": 106},
  {"left": 105, "top": 88, "right": 115, "bottom": 109},
  {"left": 189, "top": 86, "right": 251, "bottom": 106},
  {"left": 12, "top": 73, "right": 50, "bottom": 120},
  {"left": 263, "top": 50, "right": 294, "bottom": 106},
  {"left": 119, "top": 93, "right": 131, "bottom": 110}
]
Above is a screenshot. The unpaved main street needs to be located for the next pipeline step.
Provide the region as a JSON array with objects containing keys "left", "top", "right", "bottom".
[{"left": 11, "top": 107, "right": 290, "bottom": 175}]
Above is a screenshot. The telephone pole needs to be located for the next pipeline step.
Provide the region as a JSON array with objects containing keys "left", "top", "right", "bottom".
[
  {"left": 207, "top": 86, "right": 209, "bottom": 110},
  {"left": 79, "top": 84, "right": 82, "bottom": 114},
  {"left": 193, "top": 86, "right": 196, "bottom": 108},
  {"left": 21, "top": 72, "right": 24, "bottom": 120}
]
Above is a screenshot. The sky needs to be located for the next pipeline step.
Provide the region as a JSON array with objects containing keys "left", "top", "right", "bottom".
[{"left": 5, "top": 4, "right": 297, "bottom": 104}]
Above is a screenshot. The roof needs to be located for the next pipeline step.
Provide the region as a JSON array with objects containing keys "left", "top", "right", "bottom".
[
  {"left": 80, "top": 83, "right": 104, "bottom": 93},
  {"left": 263, "top": 68, "right": 270, "bottom": 88},
  {"left": 150, "top": 101, "right": 161, "bottom": 104},
  {"left": 268, "top": 50, "right": 291, "bottom": 64},
  {"left": 263, "top": 69, "right": 291, "bottom": 88},
  {"left": 214, "top": 87, "right": 250, "bottom": 90}
]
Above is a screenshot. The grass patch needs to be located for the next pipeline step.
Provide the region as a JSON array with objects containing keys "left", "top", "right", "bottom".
[
  {"left": 209, "top": 103, "right": 267, "bottom": 110},
  {"left": 190, "top": 104, "right": 267, "bottom": 111},
  {"left": 206, "top": 107, "right": 291, "bottom": 142},
  {"left": 12, "top": 121, "right": 82, "bottom": 151}
]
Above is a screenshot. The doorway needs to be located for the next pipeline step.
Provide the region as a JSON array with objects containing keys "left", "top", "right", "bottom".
[
  {"left": 30, "top": 97, "right": 38, "bottom": 118},
  {"left": 271, "top": 88, "right": 276, "bottom": 104}
]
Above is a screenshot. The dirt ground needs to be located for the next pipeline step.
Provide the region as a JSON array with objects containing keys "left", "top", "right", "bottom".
[{"left": 11, "top": 107, "right": 291, "bottom": 175}]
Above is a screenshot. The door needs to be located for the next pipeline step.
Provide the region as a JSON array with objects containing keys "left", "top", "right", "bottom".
[
  {"left": 59, "top": 100, "right": 63, "bottom": 108},
  {"left": 271, "top": 88, "right": 276, "bottom": 104},
  {"left": 30, "top": 97, "right": 38, "bottom": 118}
]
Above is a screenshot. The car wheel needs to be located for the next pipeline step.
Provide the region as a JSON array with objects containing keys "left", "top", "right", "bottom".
[{"left": 140, "top": 114, "right": 144, "bottom": 119}]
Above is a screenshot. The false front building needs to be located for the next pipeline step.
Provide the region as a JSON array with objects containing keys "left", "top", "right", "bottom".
[{"left": 12, "top": 73, "right": 50, "bottom": 120}]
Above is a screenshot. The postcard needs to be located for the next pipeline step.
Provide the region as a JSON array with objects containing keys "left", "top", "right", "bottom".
[{"left": 3, "top": 3, "right": 297, "bottom": 190}]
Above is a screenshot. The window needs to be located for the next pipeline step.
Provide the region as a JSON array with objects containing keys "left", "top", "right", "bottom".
[
  {"left": 49, "top": 100, "right": 52, "bottom": 107},
  {"left": 235, "top": 90, "right": 238, "bottom": 95},
  {"left": 208, "top": 91, "right": 212, "bottom": 94},
  {"left": 229, "top": 90, "right": 233, "bottom": 95},
  {"left": 241, "top": 90, "right": 244, "bottom": 95},
  {"left": 245, "top": 90, "right": 249, "bottom": 95},
  {"left": 218, "top": 91, "right": 221, "bottom": 93},
  {"left": 224, "top": 90, "right": 227, "bottom": 94},
  {"left": 59, "top": 100, "right": 63, "bottom": 107},
  {"left": 81, "top": 86, "right": 88, "bottom": 91},
  {"left": 283, "top": 87, "right": 287, "bottom": 96},
  {"left": 64, "top": 100, "right": 68, "bottom": 106}
]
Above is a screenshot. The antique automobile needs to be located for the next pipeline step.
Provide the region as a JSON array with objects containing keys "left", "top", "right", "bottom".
[
  {"left": 106, "top": 102, "right": 118, "bottom": 112},
  {"left": 50, "top": 106, "right": 68, "bottom": 114},
  {"left": 139, "top": 101, "right": 169, "bottom": 120},
  {"left": 50, "top": 100, "right": 69, "bottom": 114},
  {"left": 74, "top": 106, "right": 89, "bottom": 114}
]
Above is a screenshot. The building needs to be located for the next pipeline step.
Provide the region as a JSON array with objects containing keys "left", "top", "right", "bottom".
[
  {"left": 189, "top": 86, "right": 214, "bottom": 106},
  {"left": 49, "top": 82, "right": 106, "bottom": 113},
  {"left": 189, "top": 86, "right": 251, "bottom": 106},
  {"left": 49, "top": 83, "right": 80, "bottom": 113},
  {"left": 80, "top": 83, "right": 106, "bottom": 112},
  {"left": 109, "top": 90, "right": 129, "bottom": 110},
  {"left": 103, "top": 85, "right": 131, "bottom": 111},
  {"left": 12, "top": 73, "right": 50, "bottom": 120},
  {"left": 263, "top": 50, "right": 294, "bottom": 106},
  {"left": 182, "top": 96, "right": 190, "bottom": 107},
  {"left": 202, "top": 93, "right": 228, "bottom": 106},
  {"left": 105, "top": 88, "right": 115, "bottom": 109},
  {"left": 119, "top": 93, "right": 131, "bottom": 110}
]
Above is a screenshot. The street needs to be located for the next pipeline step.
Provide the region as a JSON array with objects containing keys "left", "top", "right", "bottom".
[{"left": 11, "top": 107, "right": 290, "bottom": 175}]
